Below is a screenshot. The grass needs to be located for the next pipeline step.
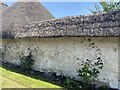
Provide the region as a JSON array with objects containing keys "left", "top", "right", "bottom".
[{"left": 0, "top": 67, "right": 61, "bottom": 88}]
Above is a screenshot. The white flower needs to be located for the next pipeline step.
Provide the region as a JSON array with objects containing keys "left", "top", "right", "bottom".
[{"left": 87, "top": 73, "right": 90, "bottom": 76}]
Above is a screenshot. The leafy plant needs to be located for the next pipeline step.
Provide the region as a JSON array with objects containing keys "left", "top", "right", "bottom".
[
  {"left": 64, "top": 77, "right": 74, "bottom": 88},
  {"left": 19, "top": 51, "right": 35, "bottom": 70},
  {"left": 64, "top": 77, "right": 82, "bottom": 88},
  {"left": 78, "top": 57, "right": 103, "bottom": 87},
  {"left": 89, "top": 0, "right": 120, "bottom": 14}
]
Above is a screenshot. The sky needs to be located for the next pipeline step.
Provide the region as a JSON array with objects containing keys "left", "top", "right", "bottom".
[{"left": 4, "top": 1, "right": 102, "bottom": 18}]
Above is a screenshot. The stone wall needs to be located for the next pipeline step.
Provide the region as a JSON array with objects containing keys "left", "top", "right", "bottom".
[{"left": 1, "top": 37, "right": 118, "bottom": 88}]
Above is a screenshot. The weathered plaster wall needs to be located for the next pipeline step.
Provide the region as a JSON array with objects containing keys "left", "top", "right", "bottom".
[
  {"left": 1, "top": 37, "right": 118, "bottom": 88},
  {"left": 118, "top": 37, "right": 120, "bottom": 89}
]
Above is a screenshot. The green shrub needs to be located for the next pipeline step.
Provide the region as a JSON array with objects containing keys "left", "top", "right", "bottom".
[
  {"left": 78, "top": 57, "right": 103, "bottom": 87},
  {"left": 64, "top": 77, "right": 74, "bottom": 88},
  {"left": 19, "top": 51, "right": 35, "bottom": 70},
  {"left": 64, "top": 77, "right": 82, "bottom": 88}
]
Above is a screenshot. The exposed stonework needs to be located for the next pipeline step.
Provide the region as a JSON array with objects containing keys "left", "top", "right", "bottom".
[{"left": 2, "top": 37, "right": 118, "bottom": 88}]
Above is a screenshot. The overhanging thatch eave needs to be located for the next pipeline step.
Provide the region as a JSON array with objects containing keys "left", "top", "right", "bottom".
[{"left": 15, "top": 10, "right": 120, "bottom": 38}]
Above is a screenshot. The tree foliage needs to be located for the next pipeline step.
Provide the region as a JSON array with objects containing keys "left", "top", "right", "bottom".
[{"left": 90, "top": 1, "right": 120, "bottom": 14}]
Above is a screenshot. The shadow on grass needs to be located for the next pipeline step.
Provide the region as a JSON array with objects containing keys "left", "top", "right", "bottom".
[
  {"left": 1, "top": 61, "right": 64, "bottom": 88},
  {"left": 1, "top": 61, "right": 119, "bottom": 90}
]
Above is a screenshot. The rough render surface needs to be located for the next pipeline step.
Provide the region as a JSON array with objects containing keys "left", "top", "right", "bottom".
[
  {"left": 1, "top": 37, "right": 118, "bottom": 88},
  {"left": 118, "top": 37, "right": 120, "bottom": 89}
]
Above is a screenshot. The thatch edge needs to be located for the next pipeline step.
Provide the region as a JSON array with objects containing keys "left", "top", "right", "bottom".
[
  {"left": 4, "top": 10, "right": 120, "bottom": 39},
  {"left": 15, "top": 10, "right": 120, "bottom": 38}
]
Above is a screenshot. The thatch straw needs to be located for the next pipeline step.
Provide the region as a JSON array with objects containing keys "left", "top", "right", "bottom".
[
  {"left": 2, "top": 1, "right": 54, "bottom": 38},
  {"left": 0, "top": 3, "right": 8, "bottom": 14},
  {"left": 16, "top": 10, "right": 120, "bottom": 38}
]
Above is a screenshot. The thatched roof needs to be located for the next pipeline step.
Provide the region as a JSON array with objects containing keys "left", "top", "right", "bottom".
[
  {"left": 0, "top": 3, "right": 8, "bottom": 14},
  {"left": 2, "top": 1, "right": 54, "bottom": 38},
  {"left": 16, "top": 10, "right": 120, "bottom": 38},
  {"left": 0, "top": 3, "right": 8, "bottom": 37}
]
